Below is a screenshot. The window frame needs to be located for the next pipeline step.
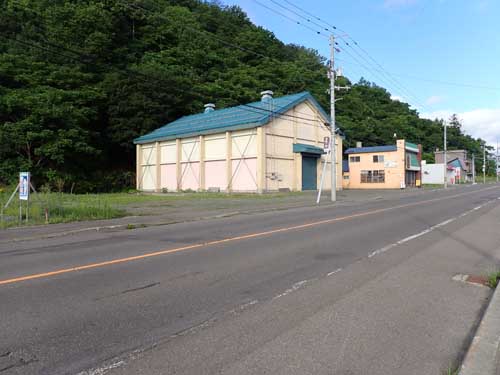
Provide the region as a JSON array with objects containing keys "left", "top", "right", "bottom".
[{"left": 360, "top": 170, "right": 385, "bottom": 183}]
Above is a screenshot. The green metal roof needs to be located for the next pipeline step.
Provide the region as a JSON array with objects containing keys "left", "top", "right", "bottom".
[
  {"left": 134, "top": 91, "right": 330, "bottom": 144},
  {"left": 405, "top": 142, "right": 419, "bottom": 150},
  {"left": 293, "top": 143, "right": 325, "bottom": 155}
]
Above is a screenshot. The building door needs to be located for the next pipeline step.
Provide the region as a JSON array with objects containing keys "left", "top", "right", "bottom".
[
  {"left": 405, "top": 171, "right": 416, "bottom": 187},
  {"left": 302, "top": 155, "right": 318, "bottom": 190}
]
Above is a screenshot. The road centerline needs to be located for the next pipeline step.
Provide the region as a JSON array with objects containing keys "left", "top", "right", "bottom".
[{"left": 0, "top": 186, "right": 498, "bottom": 287}]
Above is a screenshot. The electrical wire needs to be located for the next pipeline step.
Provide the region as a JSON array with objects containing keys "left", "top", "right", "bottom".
[
  {"left": 251, "top": 0, "right": 329, "bottom": 38},
  {"left": 3, "top": 0, "right": 333, "bottom": 131},
  {"left": 274, "top": 0, "right": 435, "bottom": 112}
]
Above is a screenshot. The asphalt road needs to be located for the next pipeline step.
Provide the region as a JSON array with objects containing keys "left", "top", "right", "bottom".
[{"left": 1, "top": 184, "right": 499, "bottom": 375}]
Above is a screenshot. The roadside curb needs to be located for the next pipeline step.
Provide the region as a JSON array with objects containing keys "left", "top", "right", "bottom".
[
  {"left": 0, "top": 202, "right": 331, "bottom": 244},
  {"left": 459, "top": 281, "right": 500, "bottom": 375},
  {"left": 0, "top": 186, "right": 479, "bottom": 244}
]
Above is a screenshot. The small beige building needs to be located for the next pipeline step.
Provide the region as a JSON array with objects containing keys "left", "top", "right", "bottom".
[
  {"left": 343, "top": 140, "right": 422, "bottom": 189},
  {"left": 134, "top": 91, "right": 343, "bottom": 193}
]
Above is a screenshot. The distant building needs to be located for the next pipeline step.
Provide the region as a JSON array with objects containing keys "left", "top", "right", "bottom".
[
  {"left": 134, "top": 91, "right": 343, "bottom": 192},
  {"left": 421, "top": 161, "right": 456, "bottom": 185},
  {"left": 434, "top": 149, "right": 472, "bottom": 182},
  {"left": 344, "top": 140, "right": 422, "bottom": 189},
  {"left": 422, "top": 157, "right": 469, "bottom": 185}
]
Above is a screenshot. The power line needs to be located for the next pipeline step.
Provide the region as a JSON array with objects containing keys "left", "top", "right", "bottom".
[
  {"left": 339, "top": 40, "right": 432, "bottom": 111},
  {"left": 3, "top": 0, "right": 332, "bottom": 131},
  {"left": 276, "top": 0, "right": 434, "bottom": 112},
  {"left": 269, "top": 0, "right": 331, "bottom": 33},
  {"left": 4, "top": 31, "right": 329, "bottom": 131},
  {"left": 337, "top": 42, "right": 432, "bottom": 112},
  {"left": 121, "top": 0, "right": 330, "bottom": 126},
  {"left": 1, "top": 34, "right": 85, "bottom": 63},
  {"left": 251, "top": 0, "right": 329, "bottom": 38}
]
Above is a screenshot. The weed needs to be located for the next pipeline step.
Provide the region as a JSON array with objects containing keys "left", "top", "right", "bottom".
[
  {"left": 487, "top": 270, "right": 500, "bottom": 288},
  {"left": 443, "top": 362, "right": 459, "bottom": 375},
  {"left": 126, "top": 224, "right": 136, "bottom": 230}
]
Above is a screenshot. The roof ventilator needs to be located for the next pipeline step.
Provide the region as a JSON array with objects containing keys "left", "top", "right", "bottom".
[
  {"left": 260, "top": 90, "right": 273, "bottom": 103},
  {"left": 204, "top": 103, "right": 215, "bottom": 113}
]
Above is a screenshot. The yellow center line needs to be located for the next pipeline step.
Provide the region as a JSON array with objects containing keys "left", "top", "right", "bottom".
[{"left": 1, "top": 186, "right": 498, "bottom": 286}]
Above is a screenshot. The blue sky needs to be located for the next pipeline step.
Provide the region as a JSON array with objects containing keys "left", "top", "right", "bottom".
[{"left": 225, "top": 0, "right": 500, "bottom": 146}]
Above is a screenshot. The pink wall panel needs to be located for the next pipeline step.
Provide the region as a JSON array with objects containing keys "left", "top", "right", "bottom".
[
  {"left": 205, "top": 160, "right": 227, "bottom": 190},
  {"left": 180, "top": 162, "right": 200, "bottom": 190},
  {"left": 161, "top": 164, "right": 177, "bottom": 191},
  {"left": 231, "top": 158, "right": 257, "bottom": 191}
]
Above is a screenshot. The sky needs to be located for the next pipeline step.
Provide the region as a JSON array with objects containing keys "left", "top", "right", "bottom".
[{"left": 224, "top": 0, "right": 500, "bottom": 147}]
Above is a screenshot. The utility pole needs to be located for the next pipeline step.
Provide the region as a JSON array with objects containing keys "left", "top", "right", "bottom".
[
  {"left": 329, "top": 34, "right": 336, "bottom": 202},
  {"left": 496, "top": 139, "right": 499, "bottom": 183},
  {"left": 443, "top": 121, "right": 447, "bottom": 189},
  {"left": 483, "top": 142, "right": 486, "bottom": 184},
  {"left": 472, "top": 154, "right": 476, "bottom": 184}
]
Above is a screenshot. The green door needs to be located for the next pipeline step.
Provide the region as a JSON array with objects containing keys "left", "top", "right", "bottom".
[{"left": 302, "top": 155, "right": 318, "bottom": 190}]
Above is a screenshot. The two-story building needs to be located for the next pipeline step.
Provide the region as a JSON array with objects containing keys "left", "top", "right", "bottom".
[{"left": 343, "top": 140, "right": 422, "bottom": 189}]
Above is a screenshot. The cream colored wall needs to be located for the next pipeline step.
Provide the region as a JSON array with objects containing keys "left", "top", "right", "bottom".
[
  {"left": 264, "top": 100, "right": 342, "bottom": 191},
  {"left": 230, "top": 129, "right": 258, "bottom": 191},
  {"left": 139, "top": 144, "right": 157, "bottom": 191},
  {"left": 347, "top": 147, "right": 405, "bottom": 189},
  {"left": 138, "top": 129, "right": 258, "bottom": 192}
]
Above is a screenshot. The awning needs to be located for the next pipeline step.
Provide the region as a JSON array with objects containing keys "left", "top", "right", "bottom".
[{"left": 293, "top": 143, "right": 325, "bottom": 155}]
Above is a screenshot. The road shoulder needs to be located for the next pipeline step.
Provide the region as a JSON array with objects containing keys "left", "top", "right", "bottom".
[{"left": 104, "top": 199, "right": 500, "bottom": 375}]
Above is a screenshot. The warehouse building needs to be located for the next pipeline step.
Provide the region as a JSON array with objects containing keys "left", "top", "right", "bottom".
[
  {"left": 134, "top": 91, "right": 343, "bottom": 192},
  {"left": 344, "top": 140, "right": 422, "bottom": 189}
]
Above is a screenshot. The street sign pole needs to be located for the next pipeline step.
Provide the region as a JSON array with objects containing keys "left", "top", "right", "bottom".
[
  {"left": 19, "top": 172, "right": 30, "bottom": 224},
  {"left": 317, "top": 136, "right": 331, "bottom": 204}
]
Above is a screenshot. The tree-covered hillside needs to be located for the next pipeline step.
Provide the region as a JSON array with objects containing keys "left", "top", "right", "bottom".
[{"left": 0, "top": 0, "right": 490, "bottom": 191}]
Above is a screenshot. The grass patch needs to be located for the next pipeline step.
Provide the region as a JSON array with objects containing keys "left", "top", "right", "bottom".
[
  {"left": 0, "top": 188, "right": 305, "bottom": 229},
  {"left": 422, "top": 184, "right": 445, "bottom": 189},
  {"left": 0, "top": 189, "right": 126, "bottom": 229},
  {"left": 444, "top": 366, "right": 459, "bottom": 375},
  {"left": 487, "top": 270, "right": 500, "bottom": 288}
]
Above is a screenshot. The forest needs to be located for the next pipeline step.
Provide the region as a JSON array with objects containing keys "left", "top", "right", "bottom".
[{"left": 0, "top": 0, "right": 491, "bottom": 192}]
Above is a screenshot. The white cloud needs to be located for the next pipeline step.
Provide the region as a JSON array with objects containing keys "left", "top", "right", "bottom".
[
  {"left": 422, "top": 108, "right": 500, "bottom": 147},
  {"left": 391, "top": 95, "right": 403, "bottom": 102},
  {"left": 425, "top": 95, "right": 444, "bottom": 106}
]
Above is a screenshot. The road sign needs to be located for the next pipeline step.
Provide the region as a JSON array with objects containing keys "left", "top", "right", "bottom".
[
  {"left": 323, "top": 136, "right": 330, "bottom": 153},
  {"left": 19, "top": 172, "right": 30, "bottom": 201}
]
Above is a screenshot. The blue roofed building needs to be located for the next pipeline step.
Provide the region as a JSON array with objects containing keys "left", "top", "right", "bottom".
[{"left": 134, "top": 91, "right": 343, "bottom": 193}]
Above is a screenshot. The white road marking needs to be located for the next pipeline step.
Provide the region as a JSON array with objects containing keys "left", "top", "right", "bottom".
[
  {"left": 435, "top": 218, "right": 455, "bottom": 227},
  {"left": 327, "top": 268, "right": 342, "bottom": 277},
  {"left": 273, "top": 280, "right": 309, "bottom": 300},
  {"left": 229, "top": 299, "right": 259, "bottom": 315},
  {"left": 76, "top": 360, "right": 125, "bottom": 375},
  {"left": 367, "top": 199, "right": 496, "bottom": 260}
]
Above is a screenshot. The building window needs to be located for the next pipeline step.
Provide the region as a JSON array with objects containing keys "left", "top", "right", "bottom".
[
  {"left": 361, "top": 170, "right": 385, "bottom": 183},
  {"left": 373, "top": 155, "right": 384, "bottom": 163},
  {"left": 350, "top": 156, "right": 360, "bottom": 162}
]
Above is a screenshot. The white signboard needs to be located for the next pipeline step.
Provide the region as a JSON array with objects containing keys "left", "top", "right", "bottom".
[
  {"left": 323, "top": 136, "right": 330, "bottom": 153},
  {"left": 19, "top": 172, "right": 30, "bottom": 201},
  {"left": 384, "top": 160, "right": 397, "bottom": 168}
]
